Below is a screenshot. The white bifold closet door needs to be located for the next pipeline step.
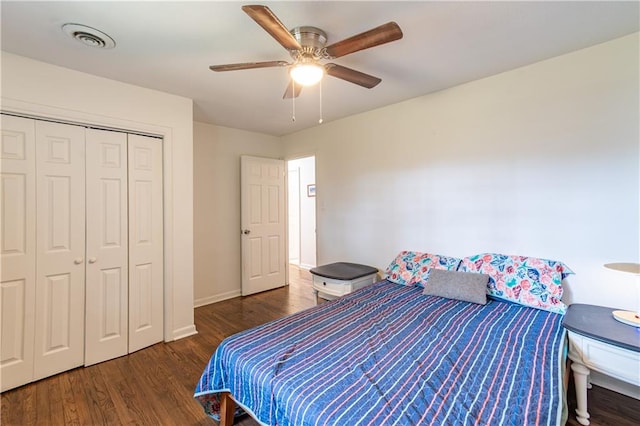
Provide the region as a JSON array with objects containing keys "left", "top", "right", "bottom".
[
  {"left": 33, "top": 120, "right": 87, "bottom": 380},
  {"left": 1, "top": 115, "right": 37, "bottom": 391},
  {"left": 127, "top": 134, "right": 164, "bottom": 354},
  {"left": 84, "top": 130, "right": 163, "bottom": 365},
  {"left": 0, "top": 115, "right": 164, "bottom": 390},
  {"left": 84, "top": 129, "right": 129, "bottom": 366}
]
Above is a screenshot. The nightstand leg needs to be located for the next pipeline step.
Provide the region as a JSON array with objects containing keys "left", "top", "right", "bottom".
[{"left": 571, "top": 362, "right": 591, "bottom": 425}]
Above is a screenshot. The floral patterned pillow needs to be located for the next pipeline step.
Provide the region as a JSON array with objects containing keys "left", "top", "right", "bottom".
[
  {"left": 411, "top": 254, "right": 462, "bottom": 287},
  {"left": 384, "top": 251, "right": 423, "bottom": 285},
  {"left": 385, "top": 251, "right": 462, "bottom": 286},
  {"left": 458, "top": 253, "right": 574, "bottom": 314}
]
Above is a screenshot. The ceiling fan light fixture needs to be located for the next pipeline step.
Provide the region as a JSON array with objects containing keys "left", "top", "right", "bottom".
[{"left": 290, "top": 63, "right": 324, "bottom": 86}]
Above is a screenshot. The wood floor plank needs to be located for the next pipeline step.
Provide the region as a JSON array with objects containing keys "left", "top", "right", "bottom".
[
  {"left": 34, "top": 376, "right": 53, "bottom": 425},
  {"left": 59, "top": 372, "right": 83, "bottom": 425},
  {"left": 75, "top": 365, "right": 116, "bottom": 425},
  {"left": 131, "top": 344, "right": 203, "bottom": 423},
  {"left": 101, "top": 355, "right": 164, "bottom": 425},
  {"left": 45, "top": 375, "right": 64, "bottom": 423},
  {"left": 2, "top": 266, "right": 638, "bottom": 425},
  {"left": 21, "top": 382, "right": 37, "bottom": 424}
]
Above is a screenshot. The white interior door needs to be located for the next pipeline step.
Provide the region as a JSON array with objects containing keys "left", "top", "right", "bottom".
[
  {"left": 84, "top": 129, "right": 129, "bottom": 366},
  {"left": 33, "top": 120, "right": 86, "bottom": 380},
  {"left": 241, "top": 155, "right": 286, "bottom": 296},
  {"left": 1, "top": 115, "right": 37, "bottom": 391},
  {"left": 128, "top": 134, "right": 163, "bottom": 353}
]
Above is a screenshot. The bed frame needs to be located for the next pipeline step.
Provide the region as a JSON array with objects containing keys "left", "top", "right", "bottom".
[{"left": 219, "top": 392, "right": 235, "bottom": 426}]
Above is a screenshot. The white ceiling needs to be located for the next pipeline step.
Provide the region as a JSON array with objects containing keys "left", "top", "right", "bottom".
[{"left": 1, "top": 1, "right": 638, "bottom": 136}]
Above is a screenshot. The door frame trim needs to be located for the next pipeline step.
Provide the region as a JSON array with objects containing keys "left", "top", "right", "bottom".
[{"left": 284, "top": 152, "right": 318, "bottom": 285}]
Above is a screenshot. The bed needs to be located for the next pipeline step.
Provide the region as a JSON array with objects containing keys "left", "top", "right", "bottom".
[{"left": 195, "top": 252, "right": 571, "bottom": 426}]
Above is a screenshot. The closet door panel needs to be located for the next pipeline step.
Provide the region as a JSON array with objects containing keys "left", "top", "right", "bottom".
[
  {"left": 128, "top": 134, "right": 163, "bottom": 353},
  {"left": 0, "top": 115, "right": 36, "bottom": 391},
  {"left": 33, "top": 121, "right": 86, "bottom": 380},
  {"left": 84, "top": 129, "right": 128, "bottom": 366}
]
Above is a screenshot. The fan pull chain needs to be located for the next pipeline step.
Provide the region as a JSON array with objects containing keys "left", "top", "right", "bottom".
[
  {"left": 291, "top": 81, "right": 296, "bottom": 122},
  {"left": 318, "top": 79, "right": 323, "bottom": 124}
]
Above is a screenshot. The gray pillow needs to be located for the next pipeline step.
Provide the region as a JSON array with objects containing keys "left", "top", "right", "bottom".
[{"left": 422, "top": 269, "right": 489, "bottom": 305}]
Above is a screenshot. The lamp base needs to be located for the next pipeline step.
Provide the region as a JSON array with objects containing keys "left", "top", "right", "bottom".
[{"left": 612, "top": 310, "right": 640, "bottom": 327}]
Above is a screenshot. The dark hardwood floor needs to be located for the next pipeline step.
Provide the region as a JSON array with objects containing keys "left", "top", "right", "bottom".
[{"left": 2, "top": 266, "right": 638, "bottom": 425}]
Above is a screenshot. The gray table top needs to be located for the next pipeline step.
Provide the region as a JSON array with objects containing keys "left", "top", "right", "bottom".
[
  {"left": 310, "top": 262, "right": 378, "bottom": 280},
  {"left": 562, "top": 303, "right": 640, "bottom": 352}
]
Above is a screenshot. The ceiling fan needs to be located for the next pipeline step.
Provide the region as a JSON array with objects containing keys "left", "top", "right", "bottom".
[{"left": 210, "top": 5, "right": 403, "bottom": 99}]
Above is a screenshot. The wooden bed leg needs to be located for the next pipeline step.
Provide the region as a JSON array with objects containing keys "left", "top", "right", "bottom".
[{"left": 219, "top": 392, "right": 236, "bottom": 426}]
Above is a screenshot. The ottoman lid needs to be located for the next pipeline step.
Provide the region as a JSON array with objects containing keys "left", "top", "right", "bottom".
[{"left": 309, "top": 262, "right": 378, "bottom": 280}]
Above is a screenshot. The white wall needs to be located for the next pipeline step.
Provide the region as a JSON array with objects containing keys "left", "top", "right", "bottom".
[
  {"left": 193, "top": 121, "right": 282, "bottom": 306},
  {"left": 1, "top": 52, "right": 196, "bottom": 340},
  {"left": 282, "top": 34, "right": 640, "bottom": 312},
  {"left": 288, "top": 156, "right": 317, "bottom": 269}
]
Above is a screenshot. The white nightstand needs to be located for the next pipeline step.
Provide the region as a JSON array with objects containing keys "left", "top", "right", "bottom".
[
  {"left": 563, "top": 304, "right": 640, "bottom": 425},
  {"left": 310, "top": 262, "right": 377, "bottom": 301}
]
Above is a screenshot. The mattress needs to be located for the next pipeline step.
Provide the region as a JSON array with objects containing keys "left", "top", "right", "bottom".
[{"left": 195, "top": 280, "right": 566, "bottom": 425}]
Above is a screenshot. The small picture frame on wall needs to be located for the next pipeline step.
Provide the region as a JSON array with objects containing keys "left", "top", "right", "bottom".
[{"left": 307, "top": 184, "right": 316, "bottom": 197}]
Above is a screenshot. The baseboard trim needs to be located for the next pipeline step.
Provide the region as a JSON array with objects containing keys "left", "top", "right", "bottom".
[
  {"left": 298, "top": 263, "right": 314, "bottom": 270},
  {"left": 171, "top": 324, "right": 198, "bottom": 341},
  {"left": 194, "top": 289, "right": 242, "bottom": 308}
]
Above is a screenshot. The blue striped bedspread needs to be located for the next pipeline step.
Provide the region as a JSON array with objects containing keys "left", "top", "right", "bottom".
[{"left": 195, "top": 280, "right": 566, "bottom": 425}]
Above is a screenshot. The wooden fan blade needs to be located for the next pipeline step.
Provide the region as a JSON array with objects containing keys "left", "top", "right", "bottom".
[
  {"left": 242, "top": 5, "right": 302, "bottom": 51},
  {"left": 325, "top": 64, "right": 381, "bottom": 88},
  {"left": 283, "top": 80, "right": 303, "bottom": 99},
  {"left": 324, "top": 22, "right": 403, "bottom": 59},
  {"left": 210, "top": 61, "right": 289, "bottom": 72}
]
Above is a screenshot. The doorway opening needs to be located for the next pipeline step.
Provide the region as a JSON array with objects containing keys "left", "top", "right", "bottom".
[{"left": 287, "top": 156, "right": 317, "bottom": 271}]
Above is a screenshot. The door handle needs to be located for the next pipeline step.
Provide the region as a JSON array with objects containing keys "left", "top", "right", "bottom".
[
  {"left": 242, "top": 229, "right": 251, "bottom": 235},
  {"left": 88, "top": 257, "right": 97, "bottom": 264},
  {"left": 74, "top": 257, "right": 84, "bottom": 264}
]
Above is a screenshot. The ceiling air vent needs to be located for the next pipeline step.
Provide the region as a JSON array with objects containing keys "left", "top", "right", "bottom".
[{"left": 62, "top": 23, "right": 115, "bottom": 49}]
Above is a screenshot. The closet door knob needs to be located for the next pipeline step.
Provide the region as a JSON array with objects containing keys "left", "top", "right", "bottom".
[
  {"left": 88, "top": 257, "right": 97, "bottom": 264},
  {"left": 74, "top": 257, "right": 84, "bottom": 264}
]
